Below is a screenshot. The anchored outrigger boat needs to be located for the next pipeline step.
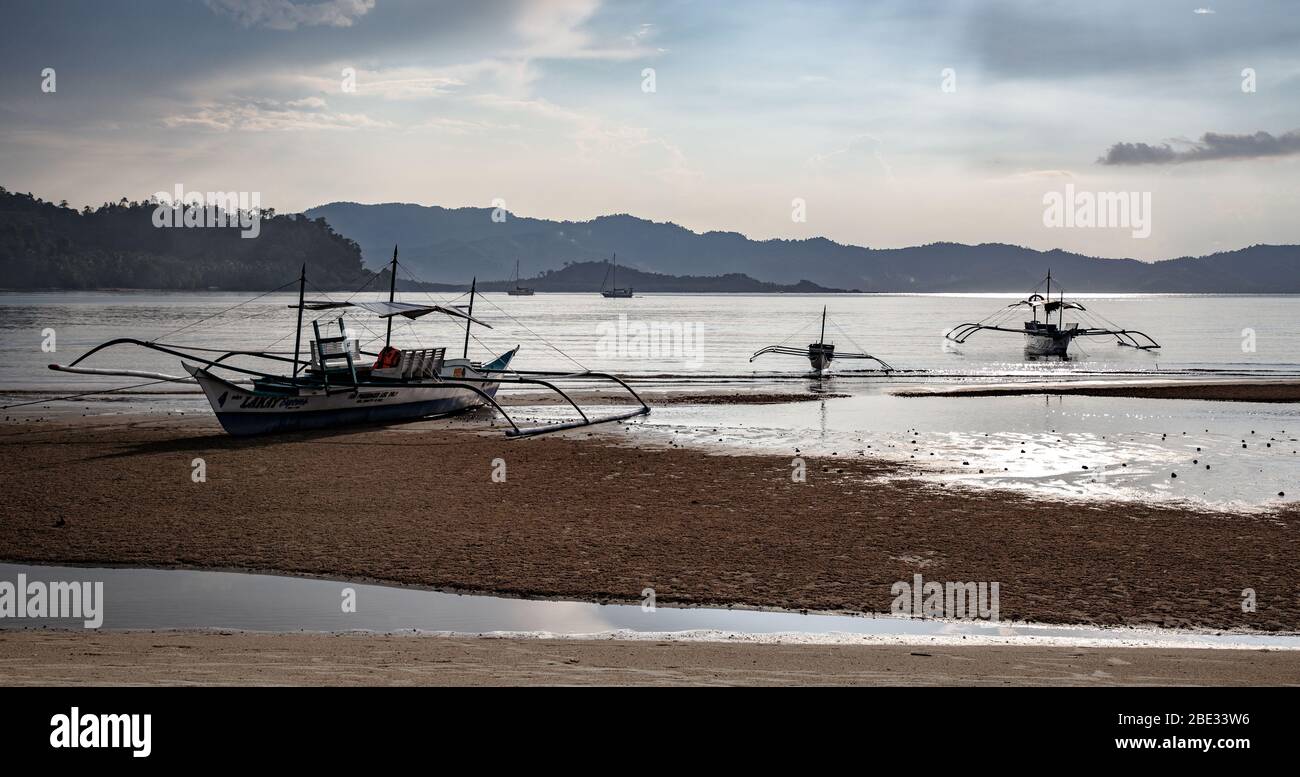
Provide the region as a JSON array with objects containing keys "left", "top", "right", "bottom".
[
  {"left": 750, "top": 306, "right": 894, "bottom": 375},
  {"left": 50, "top": 248, "right": 649, "bottom": 438},
  {"left": 945, "top": 271, "right": 1160, "bottom": 357}
]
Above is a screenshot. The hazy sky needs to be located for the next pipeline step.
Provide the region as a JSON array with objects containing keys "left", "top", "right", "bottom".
[{"left": 2, "top": 0, "right": 1298, "bottom": 259}]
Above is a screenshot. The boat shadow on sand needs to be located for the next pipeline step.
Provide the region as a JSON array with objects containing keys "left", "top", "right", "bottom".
[{"left": 82, "top": 407, "right": 507, "bottom": 461}]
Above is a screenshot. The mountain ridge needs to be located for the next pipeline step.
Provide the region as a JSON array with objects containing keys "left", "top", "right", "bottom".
[{"left": 304, "top": 201, "right": 1300, "bottom": 293}]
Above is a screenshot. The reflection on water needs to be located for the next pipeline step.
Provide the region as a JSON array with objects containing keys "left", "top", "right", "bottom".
[
  {"left": 2, "top": 564, "right": 1295, "bottom": 649},
  {"left": 519, "top": 391, "right": 1300, "bottom": 511}
]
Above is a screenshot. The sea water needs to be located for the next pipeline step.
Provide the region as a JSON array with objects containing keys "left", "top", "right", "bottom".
[{"left": 3, "top": 291, "right": 1299, "bottom": 509}]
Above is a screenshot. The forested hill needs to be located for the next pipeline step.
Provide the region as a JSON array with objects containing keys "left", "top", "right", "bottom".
[
  {"left": 0, "top": 188, "right": 368, "bottom": 290},
  {"left": 308, "top": 200, "right": 1300, "bottom": 293},
  {"left": 427, "top": 261, "right": 844, "bottom": 293}
]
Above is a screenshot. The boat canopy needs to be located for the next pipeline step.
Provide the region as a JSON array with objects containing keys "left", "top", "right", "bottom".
[
  {"left": 1019, "top": 294, "right": 1085, "bottom": 315},
  {"left": 295, "top": 299, "right": 491, "bottom": 327}
]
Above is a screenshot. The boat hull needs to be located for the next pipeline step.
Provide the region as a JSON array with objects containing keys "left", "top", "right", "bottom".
[
  {"left": 807, "top": 344, "right": 834, "bottom": 373},
  {"left": 1024, "top": 332, "right": 1071, "bottom": 357},
  {"left": 184, "top": 352, "right": 513, "bottom": 436},
  {"left": 212, "top": 389, "right": 495, "bottom": 436}
]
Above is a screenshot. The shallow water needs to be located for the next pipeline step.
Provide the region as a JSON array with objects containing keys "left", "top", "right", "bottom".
[
  {"left": 2, "top": 563, "right": 1294, "bottom": 649},
  {"left": 3, "top": 291, "right": 1299, "bottom": 509},
  {"left": 510, "top": 391, "right": 1300, "bottom": 511}
]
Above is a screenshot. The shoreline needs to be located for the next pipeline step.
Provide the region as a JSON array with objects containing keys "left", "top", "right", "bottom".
[
  {"left": 894, "top": 378, "right": 1300, "bottom": 402},
  {"left": 3, "top": 631, "right": 1298, "bottom": 686},
  {"left": 2, "top": 414, "right": 1297, "bottom": 632}
]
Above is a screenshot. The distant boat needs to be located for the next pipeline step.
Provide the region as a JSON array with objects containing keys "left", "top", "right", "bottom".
[
  {"left": 506, "top": 260, "right": 534, "bottom": 296},
  {"left": 945, "top": 270, "right": 1160, "bottom": 357},
  {"left": 751, "top": 306, "right": 893, "bottom": 375},
  {"left": 600, "top": 253, "right": 633, "bottom": 298}
]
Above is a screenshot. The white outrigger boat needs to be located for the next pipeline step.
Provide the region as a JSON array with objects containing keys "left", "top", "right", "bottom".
[
  {"left": 50, "top": 248, "right": 649, "bottom": 437},
  {"left": 750, "top": 306, "right": 894, "bottom": 375},
  {"left": 945, "top": 271, "right": 1160, "bottom": 357}
]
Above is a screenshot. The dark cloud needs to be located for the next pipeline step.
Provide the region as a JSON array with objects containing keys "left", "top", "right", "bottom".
[{"left": 1097, "top": 130, "right": 1300, "bottom": 165}]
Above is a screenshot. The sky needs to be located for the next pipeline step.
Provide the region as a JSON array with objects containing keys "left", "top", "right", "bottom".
[{"left": 1, "top": 0, "right": 1298, "bottom": 260}]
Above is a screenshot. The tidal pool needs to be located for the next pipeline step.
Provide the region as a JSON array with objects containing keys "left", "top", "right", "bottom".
[{"left": 2, "top": 563, "right": 1295, "bottom": 650}]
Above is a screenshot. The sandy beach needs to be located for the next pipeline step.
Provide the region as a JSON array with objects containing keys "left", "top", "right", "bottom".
[
  {"left": 1, "top": 413, "right": 1297, "bottom": 632},
  {"left": 3, "top": 631, "right": 1297, "bottom": 686}
]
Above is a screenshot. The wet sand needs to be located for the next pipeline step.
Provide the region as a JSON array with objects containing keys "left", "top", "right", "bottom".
[
  {"left": 894, "top": 379, "right": 1300, "bottom": 402},
  {"left": 1, "top": 414, "right": 1297, "bottom": 632},
  {"left": 2, "top": 631, "right": 1296, "bottom": 686}
]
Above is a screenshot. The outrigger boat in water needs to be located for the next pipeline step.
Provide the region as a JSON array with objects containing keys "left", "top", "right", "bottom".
[
  {"left": 50, "top": 248, "right": 649, "bottom": 438},
  {"left": 945, "top": 271, "right": 1160, "bottom": 357},
  {"left": 750, "top": 306, "right": 894, "bottom": 375}
]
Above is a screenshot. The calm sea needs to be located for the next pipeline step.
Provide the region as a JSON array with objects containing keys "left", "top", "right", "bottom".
[
  {"left": 4, "top": 290, "right": 1298, "bottom": 510},
  {"left": 2, "top": 290, "right": 1298, "bottom": 391}
]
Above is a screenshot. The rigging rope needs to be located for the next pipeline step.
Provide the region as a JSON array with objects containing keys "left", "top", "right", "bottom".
[
  {"left": 770, "top": 314, "right": 816, "bottom": 350},
  {"left": 396, "top": 260, "right": 588, "bottom": 371},
  {"left": 1, "top": 378, "right": 189, "bottom": 411},
  {"left": 828, "top": 317, "right": 875, "bottom": 356},
  {"left": 151, "top": 279, "right": 299, "bottom": 342}
]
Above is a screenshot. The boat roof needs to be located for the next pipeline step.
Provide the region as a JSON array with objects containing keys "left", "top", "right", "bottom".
[{"left": 294, "top": 300, "right": 491, "bottom": 328}]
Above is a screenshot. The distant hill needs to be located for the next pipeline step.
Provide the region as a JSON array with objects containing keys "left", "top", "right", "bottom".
[
  {"left": 0, "top": 187, "right": 840, "bottom": 294},
  {"left": 306, "top": 201, "right": 1300, "bottom": 293},
  {"left": 7, "top": 188, "right": 1297, "bottom": 293},
  {"left": 411, "top": 261, "right": 844, "bottom": 294},
  {"left": 0, "top": 187, "right": 367, "bottom": 290}
]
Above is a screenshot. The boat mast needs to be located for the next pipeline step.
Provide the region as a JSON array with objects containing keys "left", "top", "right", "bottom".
[
  {"left": 820, "top": 306, "right": 827, "bottom": 344},
  {"left": 1042, "top": 270, "right": 1051, "bottom": 324},
  {"left": 292, "top": 263, "right": 306, "bottom": 377},
  {"left": 612, "top": 252, "right": 616, "bottom": 289},
  {"left": 463, "top": 277, "right": 476, "bottom": 359},
  {"left": 385, "top": 245, "right": 398, "bottom": 348}
]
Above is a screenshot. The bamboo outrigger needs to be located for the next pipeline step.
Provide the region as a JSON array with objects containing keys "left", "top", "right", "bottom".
[
  {"left": 50, "top": 247, "right": 650, "bottom": 438},
  {"left": 945, "top": 271, "right": 1160, "bottom": 357}
]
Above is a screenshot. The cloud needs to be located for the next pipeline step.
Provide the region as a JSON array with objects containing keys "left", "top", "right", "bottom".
[
  {"left": 284, "top": 96, "right": 328, "bottom": 109},
  {"left": 1097, "top": 130, "right": 1300, "bottom": 165},
  {"left": 162, "top": 97, "right": 388, "bottom": 131},
  {"left": 808, "top": 134, "right": 894, "bottom": 179},
  {"left": 407, "top": 117, "right": 521, "bottom": 135},
  {"left": 1193, "top": 8, "right": 1216, "bottom": 14},
  {"left": 204, "top": 0, "right": 376, "bottom": 31},
  {"left": 1004, "top": 169, "right": 1076, "bottom": 181},
  {"left": 467, "top": 93, "right": 699, "bottom": 184}
]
